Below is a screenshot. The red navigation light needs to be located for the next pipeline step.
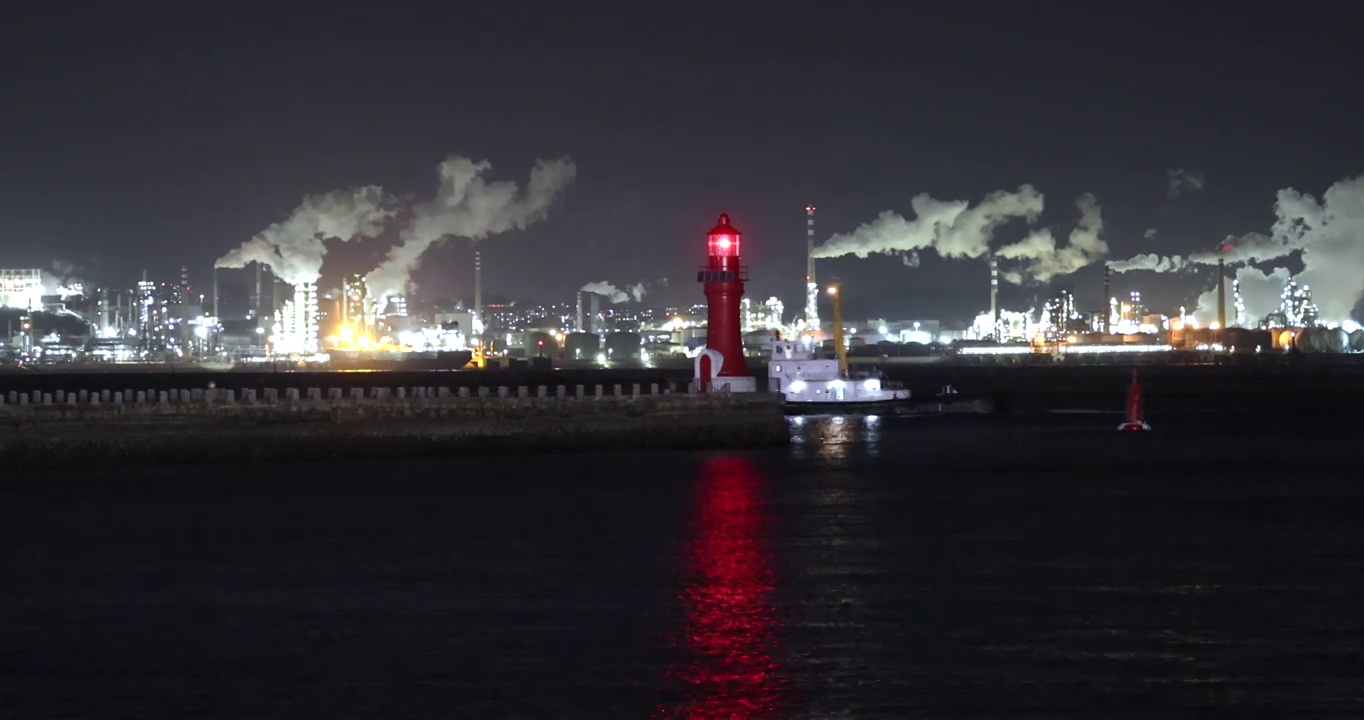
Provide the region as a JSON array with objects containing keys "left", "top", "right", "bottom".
[
  {"left": 1221, "top": 243, "right": 1233, "bottom": 253},
  {"left": 706, "top": 212, "right": 742, "bottom": 258},
  {"left": 536, "top": 339, "right": 544, "bottom": 346}
]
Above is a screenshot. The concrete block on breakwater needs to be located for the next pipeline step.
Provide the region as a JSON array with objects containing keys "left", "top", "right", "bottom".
[{"left": 0, "top": 391, "right": 788, "bottom": 471}]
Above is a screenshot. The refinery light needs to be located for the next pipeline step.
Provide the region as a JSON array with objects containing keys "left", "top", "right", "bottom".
[{"left": 1062, "top": 343, "right": 1172, "bottom": 354}]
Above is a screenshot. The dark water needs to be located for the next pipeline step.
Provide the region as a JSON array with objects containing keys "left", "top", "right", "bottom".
[{"left": 3, "top": 415, "right": 1362, "bottom": 718}]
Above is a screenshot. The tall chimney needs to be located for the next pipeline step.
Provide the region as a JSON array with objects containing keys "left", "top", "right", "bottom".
[
  {"left": 989, "top": 255, "right": 1000, "bottom": 339},
  {"left": 473, "top": 250, "right": 482, "bottom": 331},
  {"left": 575, "top": 291, "right": 584, "bottom": 333},
  {"left": 212, "top": 267, "right": 219, "bottom": 319},
  {"left": 1102, "top": 264, "right": 1112, "bottom": 335},
  {"left": 589, "top": 292, "right": 600, "bottom": 334},
  {"left": 806, "top": 206, "right": 816, "bottom": 288},
  {"left": 1217, "top": 257, "right": 1227, "bottom": 335},
  {"left": 100, "top": 286, "right": 110, "bottom": 332},
  {"left": 804, "top": 205, "right": 820, "bottom": 332},
  {"left": 253, "top": 262, "right": 262, "bottom": 320}
]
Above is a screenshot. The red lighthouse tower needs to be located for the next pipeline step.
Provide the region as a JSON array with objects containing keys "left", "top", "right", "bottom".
[{"left": 695, "top": 212, "right": 756, "bottom": 392}]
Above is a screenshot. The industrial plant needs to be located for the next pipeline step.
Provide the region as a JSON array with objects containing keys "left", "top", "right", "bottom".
[{"left": 7, "top": 189, "right": 1364, "bottom": 372}]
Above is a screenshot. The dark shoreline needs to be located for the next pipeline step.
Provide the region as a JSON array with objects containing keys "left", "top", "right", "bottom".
[{"left": 0, "top": 410, "right": 791, "bottom": 472}]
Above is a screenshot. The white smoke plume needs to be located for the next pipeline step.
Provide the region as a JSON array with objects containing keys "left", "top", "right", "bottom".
[
  {"left": 1195, "top": 266, "right": 1291, "bottom": 326},
  {"left": 994, "top": 193, "right": 1108, "bottom": 284},
  {"left": 812, "top": 185, "right": 1045, "bottom": 265},
  {"left": 365, "top": 156, "right": 576, "bottom": 297},
  {"left": 1109, "top": 252, "right": 1187, "bottom": 273},
  {"left": 1167, "top": 168, "right": 1205, "bottom": 199},
  {"left": 814, "top": 186, "right": 1107, "bottom": 283},
  {"left": 1143, "top": 228, "right": 1158, "bottom": 239},
  {"left": 1112, "top": 231, "right": 1298, "bottom": 274},
  {"left": 580, "top": 281, "right": 646, "bottom": 303},
  {"left": 1113, "top": 174, "right": 1364, "bottom": 323},
  {"left": 216, "top": 186, "right": 393, "bottom": 285},
  {"left": 1286, "top": 176, "right": 1364, "bottom": 323}
]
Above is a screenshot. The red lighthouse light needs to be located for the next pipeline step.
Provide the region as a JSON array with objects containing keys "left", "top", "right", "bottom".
[{"left": 706, "top": 214, "right": 741, "bottom": 257}]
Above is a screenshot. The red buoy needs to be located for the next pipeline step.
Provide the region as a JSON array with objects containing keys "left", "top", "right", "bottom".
[{"left": 1118, "top": 368, "right": 1151, "bottom": 431}]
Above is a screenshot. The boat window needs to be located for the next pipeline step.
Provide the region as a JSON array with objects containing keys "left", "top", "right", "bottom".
[{"left": 773, "top": 364, "right": 781, "bottom": 372}]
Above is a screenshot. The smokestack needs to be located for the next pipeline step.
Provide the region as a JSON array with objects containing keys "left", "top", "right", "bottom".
[
  {"left": 806, "top": 207, "right": 816, "bottom": 283},
  {"left": 253, "top": 262, "right": 262, "bottom": 320},
  {"left": 589, "top": 292, "right": 600, "bottom": 334},
  {"left": 212, "top": 267, "right": 219, "bottom": 319},
  {"left": 473, "top": 250, "right": 482, "bottom": 331},
  {"left": 1217, "top": 257, "right": 1227, "bottom": 334},
  {"left": 989, "top": 255, "right": 1000, "bottom": 338},
  {"left": 575, "top": 291, "right": 584, "bottom": 333},
  {"left": 804, "top": 205, "right": 820, "bottom": 332},
  {"left": 1102, "top": 264, "right": 1112, "bottom": 335}
]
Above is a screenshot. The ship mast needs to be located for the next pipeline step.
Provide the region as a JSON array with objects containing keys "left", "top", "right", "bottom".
[{"left": 827, "top": 283, "right": 848, "bottom": 376}]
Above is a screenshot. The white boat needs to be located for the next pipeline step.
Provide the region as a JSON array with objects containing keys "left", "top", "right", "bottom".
[{"left": 769, "top": 283, "right": 910, "bottom": 409}]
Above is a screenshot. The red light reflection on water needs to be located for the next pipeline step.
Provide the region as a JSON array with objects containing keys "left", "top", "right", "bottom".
[{"left": 657, "top": 456, "right": 785, "bottom": 719}]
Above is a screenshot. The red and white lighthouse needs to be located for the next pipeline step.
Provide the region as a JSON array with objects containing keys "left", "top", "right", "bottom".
[{"left": 694, "top": 212, "right": 756, "bottom": 392}]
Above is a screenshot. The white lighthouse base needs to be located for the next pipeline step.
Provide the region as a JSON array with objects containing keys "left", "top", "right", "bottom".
[
  {"left": 710, "top": 376, "right": 757, "bottom": 393},
  {"left": 693, "top": 348, "right": 757, "bottom": 393}
]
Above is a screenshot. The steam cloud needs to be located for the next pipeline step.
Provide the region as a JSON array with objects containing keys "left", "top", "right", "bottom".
[
  {"left": 366, "top": 156, "right": 577, "bottom": 297},
  {"left": 1167, "top": 169, "right": 1205, "bottom": 199},
  {"left": 995, "top": 194, "right": 1108, "bottom": 284},
  {"left": 1109, "top": 252, "right": 1188, "bottom": 273},
  {"left": 813, "top": 185, "right": 1043, "bottom": 265},
  {"left": 814, "top": 186, "right": 1108, "bottom": 284},
  {"left": 216, "top": 187, "right": 394, "bottom": 285},
  {"left": 1195, "top": 266, "right": 1291, "bottom": 325},
  {"left": 580, "top": 281, "right": 646, "bottom": 303},
  {"left": 216, "top": 155, "right": 576, "bottom": 294},
  {"left": 43, "top": 257, "right": 98, "bottom": 295},
  {"left": 1113, "top": 175, "right": 1364, "bottom": 324}
]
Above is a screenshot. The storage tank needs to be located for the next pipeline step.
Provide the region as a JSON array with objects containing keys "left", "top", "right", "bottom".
[
  {"left": 1322, "top": 327, "right": 1350, "bottom": 353},
  {"left": 902, "top": 329, "right": 933, "bottom": 345},
  {"left": 603, "top": 332, "right": 643, "bottom": 361},
  {"left": 564, "top": 332, "right": 600, "bottom": 360},
  {"left": 1350, "top": 329, "right": 1364, "bottom": 352},
  {"left": 676, "top": 326, "right": 707, "bottom": 351},
  {"left": 1295, "top": 328, "right": 1317, "bottom": 352},
  {"left": 523, "top": 331, "right": 556, "bottom": 357},
  {"left": 1276, "top": 329, "right": 1297, "bottom": 350},
  {"left": 743, "top": 330, "right": 775, "bottom": 351},
  {"left": 1297, "top": 327, "right": 1346, "bottom": 353},
  {"left": 1294, "top": 327, "right": 1348, "bottom": 353},
  {"left": 1224, "top": 328, "right": 1273, "bottom": 352},
  {"left": 1248, "top": 329, "right": 1273, "bottom": 351}
]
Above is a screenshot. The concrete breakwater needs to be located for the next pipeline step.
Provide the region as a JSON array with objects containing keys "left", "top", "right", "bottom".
[
  {"left": 0, "top": 380, "right": 690, "bottom": 410},
  {"left": 0, "top": 388, "right": 788, "bottom": 470}
]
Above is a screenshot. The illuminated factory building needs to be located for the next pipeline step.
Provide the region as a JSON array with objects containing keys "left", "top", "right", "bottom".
[
  {"left": 270, "top": 281, "right": 319, "bottom": 356},
  {"left": 341, "top": 273, "right": 374, "bottom": 337},
  {"left": 0, "top": 269, "right": 44, "bottom": 310}
]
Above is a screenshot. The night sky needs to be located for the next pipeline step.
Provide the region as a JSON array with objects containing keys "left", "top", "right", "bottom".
[{"left": 3, "top": 3, "right": 1360, "bottom": 322}]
